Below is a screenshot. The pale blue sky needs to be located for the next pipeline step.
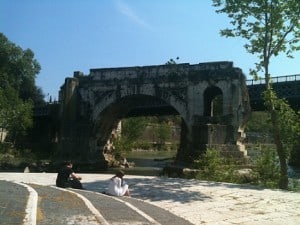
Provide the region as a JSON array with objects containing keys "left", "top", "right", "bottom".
[{"left": 1, "top": 0, "right": 299, "bottom": 101}]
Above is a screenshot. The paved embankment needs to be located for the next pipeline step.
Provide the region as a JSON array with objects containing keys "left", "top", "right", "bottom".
[
  {"left": 0, "top": 173, "right": 299, "bottom": 225},
  {"left": 0, "top": 174, "right": 192, "bottom": 225}
]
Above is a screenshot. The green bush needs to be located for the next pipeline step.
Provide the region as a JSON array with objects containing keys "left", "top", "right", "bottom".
[
  {"left": 192, "top": 148, "right": 291, "bottom": 189},
  {"left": 0, "top": 148, "right": 37, "bottom": 170},
  {"left": 289, "top": 178, "right": 300, "bottom": 192},
  {"left": 192, "top": 149, "right": 242, "bottom": 183},
  {"left": 251, "top": 146, "right": 280, "bottom": 188},
  {"left": 133, "top": 141, "right": 152, "bottom": 150}
]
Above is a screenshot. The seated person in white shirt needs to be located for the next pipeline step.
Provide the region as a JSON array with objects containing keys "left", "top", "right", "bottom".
[{"left": 107, "top": 170, "right": 130, "bottom": 197}]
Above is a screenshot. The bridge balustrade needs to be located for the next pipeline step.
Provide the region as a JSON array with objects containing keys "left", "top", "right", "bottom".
[
  {"left": 246, "top": 74, "right": 300, "bottom": 85},
  {"left": 247, "top": 74, "right": 300, "bottom": 110}
]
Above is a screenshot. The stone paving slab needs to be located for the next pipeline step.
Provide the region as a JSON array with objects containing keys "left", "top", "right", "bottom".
[
  {"left": 0, "top": 180, "right": 28, "bottom": 225},
  {"left": 137, "top": 180, "right": 300, "bottom": 225}
]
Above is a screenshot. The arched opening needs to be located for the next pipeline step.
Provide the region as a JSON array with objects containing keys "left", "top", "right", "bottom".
[
  {"left": 203, "top": 86, "right": 223, "bottom": 117},
  {"left": 93, "top": 94, "right": 186, "bottom": 173}
]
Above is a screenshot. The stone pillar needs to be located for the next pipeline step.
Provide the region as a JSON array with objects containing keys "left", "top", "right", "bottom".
[{"left": 58, "top": 75, "right": 108, "bottom": 170}]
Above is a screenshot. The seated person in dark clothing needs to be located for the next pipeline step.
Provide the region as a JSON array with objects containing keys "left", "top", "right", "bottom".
[{"left": 56, "top": 161, "right": 83, "bottom": 189}]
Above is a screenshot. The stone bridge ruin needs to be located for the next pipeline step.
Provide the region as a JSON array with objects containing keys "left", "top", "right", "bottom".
[{"left": 58, "top": 61, "right": 251, "bottom": 169}]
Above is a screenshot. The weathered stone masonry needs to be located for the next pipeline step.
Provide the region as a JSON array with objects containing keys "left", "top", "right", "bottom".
[{"left": 58, "top": 61, "right": 251, "bottom": 169}]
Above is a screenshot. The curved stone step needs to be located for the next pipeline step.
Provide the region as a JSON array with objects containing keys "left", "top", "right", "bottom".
[
  {"left": 0, "top": 180, "right": 28, "bottom": 224},
  {"left": 28, "top": 184, "right": 101, "bottom": 225},
  {"left": 72, "top": 189, "right": 157, "bottom": 224},
  {"left": 72, "top": 189, "right": 193, "bottom": 225},
  {"left": 1, "top": 181, "right": 193, "bottom": 225},
  {"left": 121, "top": 196, "right": 193, "bottom": 225},
  {"left": 0, "top": 180, "right": 37, "bottom": 225}
]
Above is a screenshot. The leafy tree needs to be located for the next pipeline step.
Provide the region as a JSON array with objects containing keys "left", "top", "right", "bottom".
[
  {"left": 0, "top": 33, "right": 43, "bottom": 104},
  {"left": 0, "top": 86, "right": 33, "bottom": 144},
  {"left": 0, "top": 33, "right": 41, "bottom": 146},
  {"left": 212, "top": 0, "right": 300, "bottom": 189},
  {"left": 122, "top": 117, "right": 147, "bottom": 142},
  {"left": 154, "top": 122, "right": 171, "bottom": 150},
  {"left": 246, "top": 111, "right": 272, "bottom": 133},
  {"left": 113, "top": 117, "right": 147, "bottom": 153},
  {"left": 290, "top": 124, "right": 300, "bottom": 166}
]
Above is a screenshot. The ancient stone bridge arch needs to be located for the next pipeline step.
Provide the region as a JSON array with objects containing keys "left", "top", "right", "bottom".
[
  {"left": 91, "top": 94, "right": 183, "bottom": 158},
  {"left": 91, "top": 85, "right": 187, "bottom": 122},
  {"left": 58, "top": 61, "right": 251, "bottom": 169}
]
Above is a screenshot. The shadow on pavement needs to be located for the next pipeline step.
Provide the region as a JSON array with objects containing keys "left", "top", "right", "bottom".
[{"left": 82, "top": 176, "right": 267, "bottom": 204}]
